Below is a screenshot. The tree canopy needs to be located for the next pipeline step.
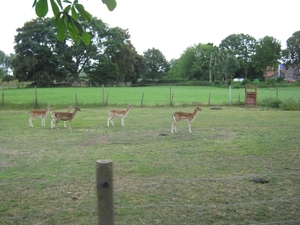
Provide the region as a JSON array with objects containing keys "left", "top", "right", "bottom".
[{"left": 282, "top": 30, "right": 300, "bottom": 67}]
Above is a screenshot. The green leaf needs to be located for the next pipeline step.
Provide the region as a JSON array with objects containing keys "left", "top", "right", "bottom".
[
  {"left": 63, "top": 0, "right": 72, "bottom": 4},
  {"left": 56, "top": 17, "right": 66, "bottom": 41},
  {"left": 82, "top": 32, "right": 91, "bottom": 46},
  {"left": 32, "top": 0, "right": 38, "bottom": 7},
  {"left": 64, "top": 5, "right": 71, "bottom": 13},
  {"left": 50, "top": 0, "right": 60, "bottom": 17},
  {"left": 35, "top": 0, "right": 48, "bottom": 17},
  {"left": 102, "top": 0, "right": 117, "bottom": 11},
  {"left": 71, "top": 7, "right": 78, "bottom": 20},
  {"left": 56, "top": 0, "right": 63, "bottom": 9},
  {"left": 75, "top": 4, "right": 92, "bottom": 22}
]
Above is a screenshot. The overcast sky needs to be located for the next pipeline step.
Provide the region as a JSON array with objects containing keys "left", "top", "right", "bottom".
[{"left": 1, "top": 0, "right": 299, "bottom": 60}]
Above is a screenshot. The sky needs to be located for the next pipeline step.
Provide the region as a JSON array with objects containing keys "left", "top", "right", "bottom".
[{"left": 1, "top": 0, "right": 299, "bottom": 61}]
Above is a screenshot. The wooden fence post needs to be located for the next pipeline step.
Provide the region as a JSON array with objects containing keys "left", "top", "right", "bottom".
[
  {"left": 96, "top": 160, "right": 114, "bottom": 225},
  {"left": 141, "top": 92, "right": 144, "bottom": 107}
]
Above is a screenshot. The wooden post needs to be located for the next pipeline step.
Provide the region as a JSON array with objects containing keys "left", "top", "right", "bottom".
[
  {"left": 96, "top": 160, "right": 114, "bottom": 225},
  {"left": 141, "top": 92, "right": 144, "bottom": 107},
  {"left": 2, "top": 92, "right": 4, "bottom": 106},
  {"left": 105, "top": 94, "right": 109, "bottom": 106},
  {"left": 34, "top": 86, "right": 38, "bottom": 108}
]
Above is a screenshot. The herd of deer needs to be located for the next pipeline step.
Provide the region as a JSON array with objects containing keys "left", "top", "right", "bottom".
[{"left": 28, "top": 105, "right": 202, "bottom": 133}]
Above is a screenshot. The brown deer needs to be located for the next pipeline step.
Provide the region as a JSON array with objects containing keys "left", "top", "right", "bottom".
[
  {"left": 171, "top": 106, "right": 201, "bottom": 133},
  {"left": 54, "top": 106, "right": 81, "bottom": 129},
  {"left": 28, "top": 105, "right": 51, "bottom": 127},
  {"left": 50, "top": 106, "right": 74, "bottom": 129},
  {"left": 107, "top": 105, "right": 133, "bottom": 126}
]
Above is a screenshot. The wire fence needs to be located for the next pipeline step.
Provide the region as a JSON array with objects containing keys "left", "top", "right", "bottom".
[{"left": 1, "top": 168, "right": 299, "bottom": 225}]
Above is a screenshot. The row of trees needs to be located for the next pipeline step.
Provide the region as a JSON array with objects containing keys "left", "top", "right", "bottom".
[
  {"left": 6, "top": 17, "right": 169, "bottom": 86},
  {"left": 0, "top": 16, "right": 299, "bottom": 86}
]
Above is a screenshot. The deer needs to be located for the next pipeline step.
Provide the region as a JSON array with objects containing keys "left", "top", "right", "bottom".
[
  {"left": 171, "top": 105, "right": 202, "bottom": 133},
  {"left": 28, "top": 105, "right": 51, "bottom": 127},
  {"left": 107, "top": 105, "right": 133, "bottom": 126},
  {"left": 54, "top": 106, "right": 81, "bottom": 129},
  {"left": 50, "top": 106, "right": 74, "bottom": 129}
]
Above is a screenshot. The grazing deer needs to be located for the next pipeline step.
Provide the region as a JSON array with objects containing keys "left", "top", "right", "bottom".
[
  {"left": 171, "top": 106, "right": 202, "bottom": 133},
  {"left": 29, "top": 105, "right": 51, "bottom": 127},
  {"left": 54, "top": 106, "right": 81, "bottom": 129},
  {"left": 107, "top": 105, "right": 133, "bottom": 126},
  {"left": 51, "top": 106, "right": 74, "bottom": 129}
]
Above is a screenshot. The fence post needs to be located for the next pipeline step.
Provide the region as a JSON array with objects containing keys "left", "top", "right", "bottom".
[
  {"left": 141, "top": 92, "right": 144, "bottom": 107},
  {"left": 2, "top": 92, "right": 4, "bottom": 106},
  {"left": 96, "top": 160, "right": 114, "bottom": 225}
]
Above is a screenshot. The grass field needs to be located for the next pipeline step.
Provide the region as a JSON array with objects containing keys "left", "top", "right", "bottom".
[
  {"left": 0, "top": 105, "right": 299, "bottom": 224},
  {"left": 0, "top": 86, "right": 300, "bottom": 108}
]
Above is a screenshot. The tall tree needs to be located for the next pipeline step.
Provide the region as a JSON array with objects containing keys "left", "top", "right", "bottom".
[
  {"left": 0, "top": 50, "right": 6, "bottom": 78},
  {"left": 282, "top": 30, "right": 300, "bottom": 67},
  {"left": 251, "top": 36, "right": 281, "bottom": 81},
  {"left": 62, "top": 17, "right": 108, "bottom": 85},
  {"left": 169, "top": 43, "right": 218, "bottom": 81},
  {"left": 225, "top": 55, "right": 240, "bottom": 84},
  {"left": 13, "top": 18, "right": 68, "bottom": 86},
  {"left": 219, "top": 34, "right": 256, "bottom": 79},
  {"left": 143, "top": 48, "right": 169, "bottom": 82},
  {"left": 105, "top": 28, "right": 137, "bottom": 84}
]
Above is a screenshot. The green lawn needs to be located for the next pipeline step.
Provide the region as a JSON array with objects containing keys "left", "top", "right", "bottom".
[
  {"left": 0, "top": 86, "right": 299, "bottom": 108},
  {"left": 0, "top": 106, "right": 299, "bottom": 224}
]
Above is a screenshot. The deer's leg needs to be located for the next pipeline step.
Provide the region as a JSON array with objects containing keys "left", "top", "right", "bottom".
[
  {"left": 188, "top": 121, "right": 192, "bottom": 133},
  {"left": 110, "top": 118, "right": 115, "bottom": 126},
  {"left": 121, "top": 117, "right": 125, "bottom": 126},
  {"left": 29, "top": 117, "right": 33, "bottom": 127}
]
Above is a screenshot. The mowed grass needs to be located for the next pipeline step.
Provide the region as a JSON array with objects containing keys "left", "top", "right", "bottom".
[
  {"left": 0, "top": 106, "right": 299, "bottom": 224},
  {"left": 1, "top": 86, "right": 300, "bottom": 108}
]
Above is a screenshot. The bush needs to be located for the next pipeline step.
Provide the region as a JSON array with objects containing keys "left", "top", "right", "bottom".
[
  {"left": 280, "top": 98, "right": 300, "bottom": 111},
  {"left": 241, "top": 79, "right": 251, "bottom": 85},
  {"left": 277, "top": 77, "right": 285, "bottom": 83},
  {"left": 259, "top": 97, "right": 282, "bottom": 109},
  {"left": 266, "top": 78, "right": 277, "bottom": 86},
  {"left": 214, "top": 80, "right": 222, "bottom": 86}
]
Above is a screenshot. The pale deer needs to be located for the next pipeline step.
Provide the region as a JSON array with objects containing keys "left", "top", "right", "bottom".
[
  {"left": 171, "top": 106, "right": 201, "bottom": 133},
  {"left": 51, "top": 106, "right": 74, "bottom": 129},
  {"left": 54, "top": 106, "right": 81, "bottom": 129},
  {"left": 107, "top": 105, "right": 133, "bottom": 126},
  {"left": 28, "top": 105, "right": 51, "bottom": 127}
]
